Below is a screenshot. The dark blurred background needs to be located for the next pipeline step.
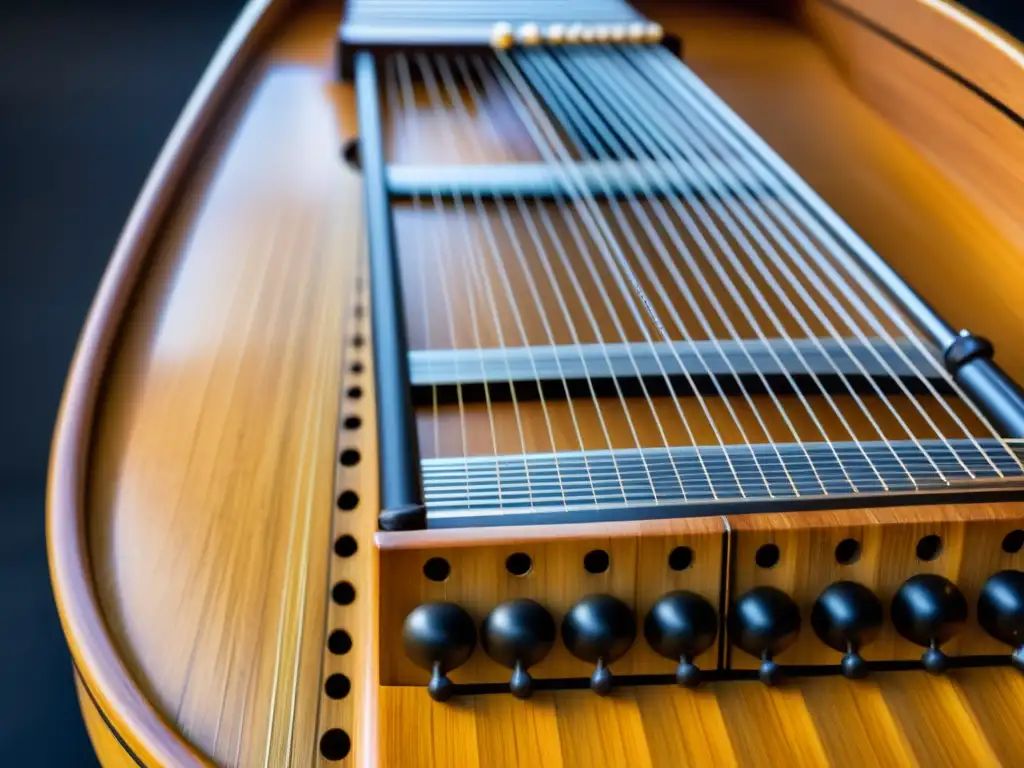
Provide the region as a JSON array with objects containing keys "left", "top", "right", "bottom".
[{"left": 0, "top": 0, "right": 1020, "bottom": 763}]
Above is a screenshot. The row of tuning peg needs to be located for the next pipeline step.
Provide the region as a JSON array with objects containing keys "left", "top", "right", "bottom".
[
  {"left": 403, "top": 570, "right": 1024, "bottom": 700},
  {"left": 489, "top": 21, "right": 664, "bottom": 49}
]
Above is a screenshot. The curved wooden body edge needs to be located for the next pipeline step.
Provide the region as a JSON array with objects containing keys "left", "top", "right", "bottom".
[
  {"left": 812, "top": 0, "right": 1024, "bottom": 117},
  {"left": 46, "top": 0, "right": 301, "bottom": 763}
]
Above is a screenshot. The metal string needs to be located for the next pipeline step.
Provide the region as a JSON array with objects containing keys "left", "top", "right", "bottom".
[
  {"left": 598, "top": 46, "right": 955, "bottom": 482},
  {"left": 485, "top": 53, "right": 753, "bottom": 501},
  {"left": 410, "top": 52, "right": 535, "bottom": 509},
  {"left": 554, "top": 47, "right": 920, "bottom": 488},
  {"left": 530, "top": 49, "right": 892, "bottom": 494},
  {"left": 520, "top": 48, "right": 811, "bottom": 497},
  {"left": 449, "top": 54, "right": 625, "bottom": 505},
  {"left": 476, "top": 55, "right": 688, "bottom": 503},
  {"left": 641, "top": 45, "right": 1018, "bottom": 477},
  {"left": 394, "top": 54, "right": 481, "bottom": 501},
  {"left": 428, "top": 53, "right": 575, "bottom": 506}
]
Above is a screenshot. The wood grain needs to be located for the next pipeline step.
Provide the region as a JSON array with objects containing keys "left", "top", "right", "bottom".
[
  {"left": 48, "top": 0, "right": 1024, "bottom": 764},
  {"left": 378, "top": 670, "right": 1024, "bottom": 767},
  {"left": 47, "top": 0, "right": 301, "bottom": 764}
]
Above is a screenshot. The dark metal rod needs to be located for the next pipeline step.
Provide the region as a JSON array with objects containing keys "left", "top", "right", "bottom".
[
  {"left": 407, "top": 338, "right": 950, "bottom": 404},
  {"left": 386, "top": 160, "right": 762, "bottom": 201},
  {"left": 355, "top": 51, "right": 426, "bottom": 531}
]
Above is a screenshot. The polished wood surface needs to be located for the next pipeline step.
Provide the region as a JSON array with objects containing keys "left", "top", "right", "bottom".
[
  {"left": 380, "top": 668, "right": 1024, "bottom": 767},
  {"left": 81, "top": 4, "right": 362, "bottom": 763},
  {"left": 47, "top": 0, "right": 301, "bottom": 764},
  {"left": 47, "top": 0, "right": 1024, "bottom": 764}
]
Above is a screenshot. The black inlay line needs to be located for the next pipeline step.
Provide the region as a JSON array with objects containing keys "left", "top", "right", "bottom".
[
  {"left": 443, "top": 654, "right": 1014, "bottom": 696},
  {"left": 821, "top": 0, "right": 1024, "bottom": 131},
  {"left": 72, "top": 664, "right": 148, "bottom": 768}
]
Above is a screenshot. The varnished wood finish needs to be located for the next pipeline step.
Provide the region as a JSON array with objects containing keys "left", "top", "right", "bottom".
[
  {"left": 378, "top": 518, "right": 725, "bottom": 685},
  {"left": 47, "top": 0, "right": 302, "bottom": 764},
  {"left": 726, "top": 501, "right": 1024, "bottom": 668},
  {"left": 80, "top": 6, "right": 364, "bottom": 764},
  {"left": 380, "top": 669, "right": 1024, "bottom": 767},
  {"left": 48, "top": 0, "right": 1024, "bottom": 764}
]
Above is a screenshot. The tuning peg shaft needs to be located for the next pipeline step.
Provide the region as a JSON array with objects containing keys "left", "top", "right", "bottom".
[
  {"left": 562, "top": 594, "right": 636, "bottom": 695},
  {"left": 403, "top": 602, "right": 477, "bottom": 701},
  {"left": 481, "top": 599, "right": 556, "bottom": 699}
]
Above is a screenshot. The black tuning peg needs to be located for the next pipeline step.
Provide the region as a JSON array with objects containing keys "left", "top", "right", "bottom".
[
  {"left": 811, "top": 581, "right": 883, "bottom": 679},
  {"left": 402, "top": 602, "right": 477, "bottom": 701},
  {"left": 729, "top": 586, "right": 801, "bottom": 685},
  {"left": 977, "top": 570, "right": 1024, "bottom": 671},
  {"left": 644, "top": 591, "right": 718, "bottom": 687},
  {"left": 891, "top": 574, "right": 968, "bottom": 674},
  {"left": 481, "top": 599, "right": 557, "bottom": 699},
  {"left": 562, "top": 594, "right": 636, "bottom": 695}
]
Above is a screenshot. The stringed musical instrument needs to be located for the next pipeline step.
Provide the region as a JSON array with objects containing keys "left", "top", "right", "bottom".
[{"left": 48, "top": 0, "right": 1024, "bottom": 764}]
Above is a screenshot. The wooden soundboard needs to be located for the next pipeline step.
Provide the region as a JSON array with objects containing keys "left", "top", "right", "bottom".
[{"left": 47, "top": 0, "right": 1024, "bottom": 765}]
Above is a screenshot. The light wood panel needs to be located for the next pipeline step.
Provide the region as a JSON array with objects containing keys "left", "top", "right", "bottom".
[
  {"left": 378, "top": 518, "right": 725, "bottom": 685},
  {"left": 378, "top": 670, "right": 1023, "bottom": 767},
  {"left": 47, "top": 0, "right": 303, "bottom": 764},
  {"left": 70, "top": 2, "right": 363, "bottom": 764},
  {"left": 726, "top": 501, "right": 1024, "bottom": 669}
]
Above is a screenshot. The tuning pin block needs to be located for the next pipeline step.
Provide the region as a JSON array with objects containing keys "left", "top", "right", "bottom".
[
  {"left": 481, "top": 599, "right": 556, "bottom": 699},
  {"left": 729, "top": 586, "right": 801, "bottom": 685},
  {"left": 644, "top": 591, "right": 718, "bottom": 687},
  {"left": 891, "top": 574, "right": 968, "bottom": 674},
  {"left": 978, "top": 570, "right": 1024, "bottom": 671},
  {"left": 811, "top": 581, "right": 884, "bottom": 679},
  {"left": 402, "top": 602, "right": 477, "bottom": 701},
  {"left": 562, "top": 594, "right": 636, "bottom": 695}
]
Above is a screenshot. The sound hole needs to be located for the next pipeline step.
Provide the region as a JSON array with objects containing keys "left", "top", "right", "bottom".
[
  {"left": 1003, "top": 529, "right": 1024, "bottom": 554},
  {"left": 505, "top": 552, "right": 533, "bottom": 576},
  {"left": 583, "top": 549, "right": 610, "bottom": 574},
  {"left": 916, "top": 534, "right": 942, "bottom": 562},
  {"left": 328, "top": 630, "right": 352, "bottom": 655},
  {"left": 337, "top": 491, "right": 359, "bottom": 511},
  {"left": 334, "top": 535, "right": 357, "bottom": 558},
  {"left": 834, "top": 538, "right": 861, "bottom": 565},
  {"left": 423, "top": 557, "right": 451, "bottom": 582},
  {"left": 320, "top": 729, "right": 351, "bottom": 761},
  {"left": 339, "top": 449, "right": 361, "bottom": 466},
  {"left": 332, "top": 582, "right": 356, "bottom": 605},
  {"left": 668, "top": 546, "right": 694, "bottom": 571},
  {"left": 325, "top": 673, "right": 351, "bottom": 700},
  {"left": 755, "top": 543, "right": 780, "bottom": 569},
  {"left": 343, "top": 415, "right": 361, "bottom": 430}
]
